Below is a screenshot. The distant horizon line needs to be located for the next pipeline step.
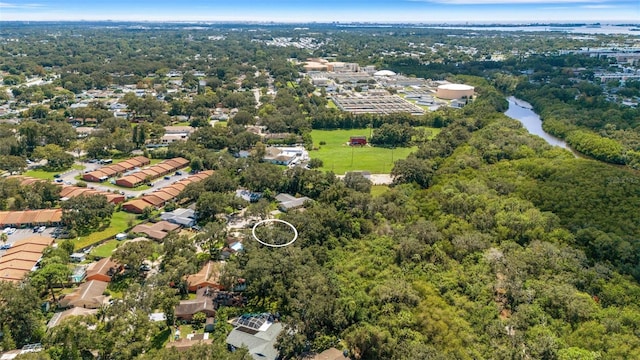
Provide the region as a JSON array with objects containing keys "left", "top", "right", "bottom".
[{"left": 1, "top": 20, "right": 639, "bottom": 25}]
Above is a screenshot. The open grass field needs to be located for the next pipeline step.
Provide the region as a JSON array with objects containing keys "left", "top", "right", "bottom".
[
  {"left": 74, "top": 211, "right": 141, "bottom": 251},
  {"left": 311, "top": 128, "right": 439, "bottom": 175},
  {"left": 24, "top": 164, "right": 84, "bottom": 180},
  {"left": 90, "top": 239, "right": 121, "bottom": 258}
]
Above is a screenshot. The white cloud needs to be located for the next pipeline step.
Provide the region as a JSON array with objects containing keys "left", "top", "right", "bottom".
[{"left": 0, "top": 2, "right": 44, "bottom": 8}]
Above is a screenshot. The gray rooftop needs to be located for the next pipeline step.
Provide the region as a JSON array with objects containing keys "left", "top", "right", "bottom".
[
  {"left": 226, "top": 315, "right": 283, "bottom": 360},
  {"left": 275, "top": 193, "right": 311, "bottom": 210}
]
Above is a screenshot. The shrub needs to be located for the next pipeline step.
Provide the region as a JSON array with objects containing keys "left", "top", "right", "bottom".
[{"left": 308, "top": 158, "right": 324, "bottom": 169}]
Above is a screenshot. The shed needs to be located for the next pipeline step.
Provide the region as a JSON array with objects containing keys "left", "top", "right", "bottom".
[
  {"left": 70, "top": 253, "right": 86, "bottom": 263},
  {"left": 349, "top": 136, "right": 367, "bottom": 146}
]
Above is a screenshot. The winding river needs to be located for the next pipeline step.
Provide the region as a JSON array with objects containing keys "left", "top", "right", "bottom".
[{"left": 504, "top": 96, "right": 571, "bottom": 150}]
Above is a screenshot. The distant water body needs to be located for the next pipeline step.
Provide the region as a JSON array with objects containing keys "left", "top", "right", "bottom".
[
  {"left": 504, "top": 97, "right": 571, "bottom": 150},
  {"left": 424, "top": 25, "right": 640, "bottom": 35}
]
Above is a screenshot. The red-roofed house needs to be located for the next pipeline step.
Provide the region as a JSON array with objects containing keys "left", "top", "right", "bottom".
[
  {"left": 85, "top": 257, "right": 119, "bottom": 283},
  {"left": 122, "top": 199, "right": 155, "bottom": 214},
  {"left": 186, "top": 261, "right": 223, "bottom": 292}
]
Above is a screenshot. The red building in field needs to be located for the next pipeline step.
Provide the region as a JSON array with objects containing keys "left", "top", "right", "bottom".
[{"left": 349, "top": 136, "right": 367, "bottom": 146}]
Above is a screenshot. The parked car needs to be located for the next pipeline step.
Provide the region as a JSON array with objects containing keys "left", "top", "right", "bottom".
[
  {"left": 2, "top": 227, "right": 16, "bottom": 235},
  {"left": 175, "top": 171, "right": 182, "bottom": 176},
  {"left": 139, "top": 264, "right": 151, "bottom": 272},
  {"left": 0, "top": 244, "right": 12, "bottom": 250}
]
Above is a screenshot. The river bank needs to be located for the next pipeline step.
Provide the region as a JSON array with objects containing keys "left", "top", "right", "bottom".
[{"left": 504, "top": 96, "right": 577, "bottom": 156}]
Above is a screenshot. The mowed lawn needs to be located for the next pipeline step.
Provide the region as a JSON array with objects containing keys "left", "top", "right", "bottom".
[
  {"left": 74, "top": 211, "right": 140, "bottom": 251},
  {"left": 311, "top": 128, "right": 439, "bottom": 175},
  {"left": 90, "top": 239, "right": 121, "bottom": 258},
  {"left": 24, "top": 164, "right": 84, "bottom": 180}
]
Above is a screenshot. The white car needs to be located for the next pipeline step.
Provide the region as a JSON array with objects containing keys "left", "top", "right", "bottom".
[{"left": 2, "top": 227, "right": 16, "bottom": 235}]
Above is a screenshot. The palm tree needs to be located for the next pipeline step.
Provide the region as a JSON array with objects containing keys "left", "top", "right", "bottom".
[{"left": 97, "top": 303, "right": 110, "bottom": 323}]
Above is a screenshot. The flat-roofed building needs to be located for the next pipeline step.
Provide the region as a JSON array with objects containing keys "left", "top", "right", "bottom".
[
  {"left": 436, "top": 84, "right": 475, "bottom": 100},
  {"left": 331, "top": 95, "right": 425, "bottom": 115}
]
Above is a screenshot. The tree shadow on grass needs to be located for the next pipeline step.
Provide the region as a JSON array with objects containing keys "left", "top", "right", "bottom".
[{"left": 151, "top": 327, "right": 171, "bottom": 349}]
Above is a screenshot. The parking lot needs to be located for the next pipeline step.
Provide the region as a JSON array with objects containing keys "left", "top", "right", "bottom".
[{"left": 0, "top": 227, "right": 57, "bottom": 257}]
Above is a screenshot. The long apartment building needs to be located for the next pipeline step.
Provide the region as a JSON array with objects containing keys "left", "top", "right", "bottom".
[
  {"left": 0, "top": 236, "right": 54, "bottom": 283},
  {"left": 115, "top": 157, "right": 189, "bottom": 188},
  {"left": 8, "top": 175, "right": 125, "bottom": 205},
  {"left": 122, "top": 170, "right": 213, "bottom": 213},
  {"left": 82, "top": 156, "right": 150, "bottom": 182}
]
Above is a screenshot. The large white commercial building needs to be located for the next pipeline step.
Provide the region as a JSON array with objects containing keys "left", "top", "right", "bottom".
[{"left": 436, "top": 84, "right": 475, "bottom": 100}]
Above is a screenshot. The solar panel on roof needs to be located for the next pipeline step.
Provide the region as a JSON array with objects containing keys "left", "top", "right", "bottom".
[{"left": 232, "top": 313, "right": 270, "bottom": 330}]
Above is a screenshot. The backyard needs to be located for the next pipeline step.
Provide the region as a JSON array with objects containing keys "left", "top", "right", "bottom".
[{"left": 74, "top": 211, "right": 141, "bottom": 251}]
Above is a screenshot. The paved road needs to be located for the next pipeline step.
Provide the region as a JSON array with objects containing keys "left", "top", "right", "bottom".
[
  {"left": 336, "top": 173, "right": 393, "bottom": 185},
  {"left": 253, "top": 88, "right": 261, "bottom": 109}
]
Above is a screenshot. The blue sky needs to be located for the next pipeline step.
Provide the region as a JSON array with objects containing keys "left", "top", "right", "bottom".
[{"left": 0, "top": 0, "right": 638, "bottom": 22}]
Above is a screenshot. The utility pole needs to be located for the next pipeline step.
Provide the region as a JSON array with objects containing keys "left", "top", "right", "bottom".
[{"left": 351, "top": 145, "right": 354, "bottom": 168}]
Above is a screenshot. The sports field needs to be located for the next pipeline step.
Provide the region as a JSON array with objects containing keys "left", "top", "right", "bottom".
[{"left": 310, "top": 128, "right": 438, "bottom": 175}]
